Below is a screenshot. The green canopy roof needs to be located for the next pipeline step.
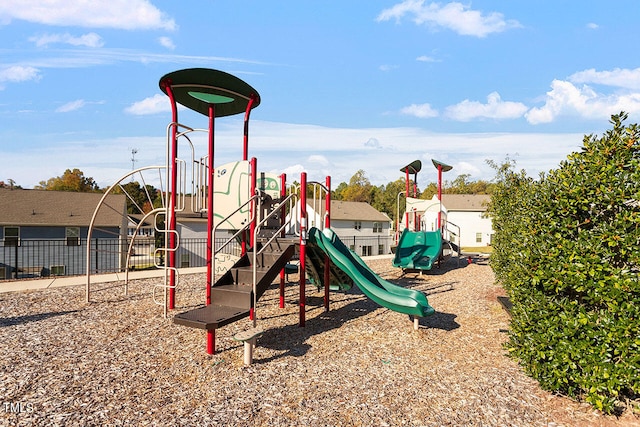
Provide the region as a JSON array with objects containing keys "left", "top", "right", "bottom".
[
  {"left": 400, "top": 160, "right": 422, "bottom": 174},
  {"left": 431, "top": 159, "right": 453, "bottom": 172},
  {"left": 159, "top": 68, "right": 260, "bottom": 117}
]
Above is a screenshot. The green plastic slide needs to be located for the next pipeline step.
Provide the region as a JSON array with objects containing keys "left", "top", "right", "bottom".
[
  {"left": 392, "top": 229, "right": 442, "bottom": 271},
  {"left": 307, "top": 227, "right": 435, "bottom": 318}
]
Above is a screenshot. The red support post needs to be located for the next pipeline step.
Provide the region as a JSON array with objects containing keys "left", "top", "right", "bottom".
[
  {"left": 299, "top": 172, "right": 307, "bottom": 327},
  {"left": 206, "top": 103, "right": 215, "bottom": 306},
  {"left": 206, "top": 103, "right": 217, "bottom": 355},
  {"left": 323, "top": 176, "right": 331, "bottom": 312},
  {"left": 279, "top": 173, "right": 287, "bottom": 309},
  {"left": 242, "top": 94, "right": 256, "bottom": 162},
  {"left": 404, "top": 168, "right": 410, "bottom": 231},
  {"left": 437, "top": 164, "right": 443, "bottom": 229},
  {"left": 207, "top": 330, "right": 215, "bottom": 355},
  {"left": 165, "top": 84, "right": 178, "bottom": 310}
]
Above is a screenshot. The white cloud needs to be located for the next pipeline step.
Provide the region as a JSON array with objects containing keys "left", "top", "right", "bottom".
[
  {"left": 445, "top": 92, "right": 528, "bottom": 121},
  {"left": 364, "top": 138, "right": 381, "bottom": 148},
  {"left": 569, "top": 67, "right": 640, "bottom": 90},
  {"left": 56, "top": 99, "right": 86, "bottom": 113},
  {"left": 587, "top": 23, "right": 599, "bottom": 30},
  {"left": 453, "top": 161, "right": 481, "bottom": 177},
  {"left": 158, "top": 36, "right": 175, "bottom": 50},
  {"left": 400, "top": 103, "right": 439, "bottom": 118},
  {"left": 280, "top": 164, "right": 305, "bottom": 177},
  {"left": 377, "top": 0, "right": 521, "bottom": 38},
  {"left": 0, "top": 0, "right": 176, "bottom": 30},
  {"left": 526, "top": 79, "right": 640, "bottom": 124},
  {"left": 30, "top": 32, "right": 104, "bottom": 48},
  {"left": 416, "top": 55, "right": 439, "bottom": 62},
  {"left": 1, "top": 119, "right": 588, "bottom": 189},
  {"left": 2, "top": 50, "right": 266, "bottom": 75},
  {"left": 0, "top": 65, "right": 41, "bottom": 88},
  {"left": 308, "top": 155, "right": 329, "bottom": 166},
  {"left": 379, "top": 64, "right": 398, "bottom": 72},
  {"left": 124, "top": 94, "right": 170, "bottom": 115}
]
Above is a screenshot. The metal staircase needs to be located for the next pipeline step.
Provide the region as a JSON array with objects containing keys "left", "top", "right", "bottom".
[{"left": 173, "top": 233, "right": 297, "bottom": 331}]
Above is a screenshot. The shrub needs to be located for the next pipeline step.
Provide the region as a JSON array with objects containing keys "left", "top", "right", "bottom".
[{"left": 488, "top": 113, "right": 640, "bottom": 414}]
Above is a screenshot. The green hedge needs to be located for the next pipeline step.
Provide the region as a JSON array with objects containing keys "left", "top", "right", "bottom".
[{"left": 488, "top": 113, "right": 640, "bottom": 414}]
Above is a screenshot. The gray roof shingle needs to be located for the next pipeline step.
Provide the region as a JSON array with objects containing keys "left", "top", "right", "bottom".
[
  {"left": 441, "top": 194, "right": 490, "bottom": 212},
  {"left": 330, "top": 200, "right": 390, "bottom": 222},
  {"left": 0, "top": 188, "right": 126, "bottom": 227}
]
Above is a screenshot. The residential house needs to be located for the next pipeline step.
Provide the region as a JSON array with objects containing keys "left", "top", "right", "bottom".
[
  {"left": 403, "top": 194, "right": 493, "bottom": 249},
  {"left": 0, "top": 188, "right": 127, "bottom": 279},
  {"left": 441, "top": 194, "right": 493, "bottom": 248},
  {"left": 300, "top": 200, "right": 393, "bottom": 257}
]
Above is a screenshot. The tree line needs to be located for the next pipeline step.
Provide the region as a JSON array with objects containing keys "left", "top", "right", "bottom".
[
  {"left": 332, "top": 169, "right": 495, "bottom": 224},
  {"left": 4, "top": 167, "right": 494, "bottom": 223}
]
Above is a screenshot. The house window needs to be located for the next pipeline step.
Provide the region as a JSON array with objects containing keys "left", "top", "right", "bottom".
[
  {"left": 180, "top": 254, "right": 190, "bottom": 268},
  {"left": 50, "top": 265, "right": 66, "bottom": 276},
  {"left": 66, "top": 227, "right": 81, "bottom": 246},
  {"left": 354, "top": 221, "right": 361, "bottom": 230},
  {"left": 4, "top": 226, "right": 19, "bottom": 246},
  {"left": 476, "top": 232, "right": 482, "bottom": 244},
  {"left": 362, "top": 246, "right": 372, "bottom": 256},
  {"left": 378, "top": 244, "right": 384, "bottom": 255},
  {"left": 373, "top": 222, "right": 382, "bottom": 233}
]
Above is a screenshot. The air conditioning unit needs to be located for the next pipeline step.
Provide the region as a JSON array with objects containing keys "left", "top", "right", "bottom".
[{"left": 50, "top": 265, "right": 66, "bottom": 276}]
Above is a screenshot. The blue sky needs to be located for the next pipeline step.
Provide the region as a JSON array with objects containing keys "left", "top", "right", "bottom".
[{"left": 2, "top": 1, "right": 640, "bottom": 189}]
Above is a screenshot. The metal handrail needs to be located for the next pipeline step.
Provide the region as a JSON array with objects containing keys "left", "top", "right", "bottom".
[
  {"left": 255, "top": 193, "right": 298, "bottom": 256},
  {"left": 251, "top": 192, "right": 298, "bottom": 328},
  {"left": 212, "top": 194, "right": 259, "bottom": 254},
  {"left": 85, "top": 165, "right": 165, "bottom": 303}
]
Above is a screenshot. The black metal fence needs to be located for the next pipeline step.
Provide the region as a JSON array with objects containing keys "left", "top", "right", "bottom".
[
  {"left": 336, "top": 235, "right": 395, "bottom": 257},
  {"left": 0, "top": 237, "right": 242, "bottom": 280},
  {"left": 0, "top": 235, "right": 394, "bottom": 281}
]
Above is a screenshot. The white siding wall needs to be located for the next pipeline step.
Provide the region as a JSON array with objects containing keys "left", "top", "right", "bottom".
[
  {"left": 331, "top": 219, "right": 392, "bottom": 256},
  {"left": 447, "top": 211, "right": 493, "bottom": 247},
  {"left": 177, "top": 222, "right": 207, "bottom": 239}
]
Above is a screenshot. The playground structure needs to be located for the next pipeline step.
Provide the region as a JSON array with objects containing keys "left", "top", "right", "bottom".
[
  {"left": 393, "top": 160, "right": 461, "bottom": 274},
  {"left": 85, "top": 68, "right": 434, "bottom": 363}
]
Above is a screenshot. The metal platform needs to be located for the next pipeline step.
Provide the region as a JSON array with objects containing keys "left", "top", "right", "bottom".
[{"left": 173, "top": 304, "right": 250, "bottom": 330}]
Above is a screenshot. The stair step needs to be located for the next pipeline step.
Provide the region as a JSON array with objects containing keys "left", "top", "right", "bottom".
[
  {"left": 248, "top": 252, "right": 284, "bottom": 269},
  {"left": 233, "top": 266, "right": 270, "bottom": 286},
  {"left": 210, "top": 283, "right": 253, "bottom": 309}
]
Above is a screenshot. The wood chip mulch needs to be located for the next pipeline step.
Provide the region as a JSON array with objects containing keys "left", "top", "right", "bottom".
[{"left": 1, "top": 256, "right": 638, "bottom": 426}]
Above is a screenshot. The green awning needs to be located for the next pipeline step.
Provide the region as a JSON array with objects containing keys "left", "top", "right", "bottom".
[
  {"left": 431, "top": 159, "right": 453, "bottom": 172},
  {"left": 400, "top": 160, "right": 422, "bottom": 174},
  {"left": 159, "top": 68, "right": 260, "bottom": 117}
]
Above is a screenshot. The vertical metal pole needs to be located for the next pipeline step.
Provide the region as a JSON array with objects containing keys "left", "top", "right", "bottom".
[
  {"left": 437, "top": 164, "right": 443, "bottom": 229},
  {"left": 240, "top": 95, "right": 256, "bottom": 258},
  {"left": 405, "top": 168, "right": 410, "bottom": 231},
  {"left": 299, "top": 172, "right": 307, "bottom": 327},
  {"left": 206, "top": 103, "right": 215, "bottom": 306},
  {"left": 13, "top": 242, "right": 18, "bottom": 279},
  {"left": 323, "top": 176, "right": 331, "bottom": 312},
  {"left": 206, "top": 104, "right": 216, "bottom": 356},
  {"left": 166, "top": 85, "right": 178, "bottom": 310},
  {"left": 249, "top": 157, "right": 257, "bottom": 322},
  {"left": 250, "top": 158, "right": 257, "bottom": 249},
  {"left": 207, "top": 330, "right": 215, "bottom": 355},
  {"left": 242, "top": 95, "right": 256, "bottom": 162},
  {"left": 279, "top": 173, "right": 287, "bottom": 309}
]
